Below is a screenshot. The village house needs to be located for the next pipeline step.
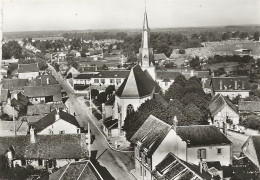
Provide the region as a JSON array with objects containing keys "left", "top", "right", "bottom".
[
  {"left": 90, "top": 70, "right": 130, "bottom": 88},
  {"left": 0, "top": 121, "right": 29, "bottom": 137},
  {"left": 28, "top": 74, "right": 59, "bottom": 86},
  {"left": 69, "top": 50, "right": 81, "bottom": 57},
  {"left": 130, "top": 115, "right": 232, "bottom": 180},
  {"left": 18, "top": 63, "right": 40, "bottom": 79},
  {"left": 238, "top": 101, "right": 260, "bottom": 115},
  {"left": 2, "top": 79, "right": 29, "bottom": 95},
  {"left": 1, "top": 58, "right": 19, "bottom": 67},
  {"left": 209, "top": 93, "right": 239, "bottom": 126},
  {"left": 0, "top": 132, "right": 87, "bottom": 170},
  {"left": 77, "top": 65, "right": 98, "bottom": 73},
  {"left": 242, "top": 135, "right": 260, "bottom": 171},
  {"left": 49, "top": 160, "right": 106, "bottom": 180},
  {"left": 66, "top": 66, "right": 80, "bottom": 78},
  {"left": 152, "top": 153, "right": 219, "bottom": 180},
  {"left": 211, "top": 77, "right": 250, "bottom": 99},
  {"left": 24, "top": 84, "right": 62, "bottom": 104},
  {"left": 73, "top": 73, "right": 93, "bottom": 86},
  {"left": 32, "top": 109, "right": 81, "bottom": 135}
]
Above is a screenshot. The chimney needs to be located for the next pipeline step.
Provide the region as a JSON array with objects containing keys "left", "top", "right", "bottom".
[
  {"left": 199, "top": 160, "right": 204, "bottom": 174},
  {"left": 55, "top": 108, "right": 60, "bottom": 121},
  {"left": 220, "top": 80, "right": 223, "bottom": 90},
  {"left": 173, "top": 116, "right": 178, "bottom": 131},
  {"left": 46, "top": 78, "right": 50, "bottom": 85},
  {"left": 235, "top": 80, "right": 238, "bottom": 90},
  {"left": 191, "top": 70, "right": 194, "bottom": 77},
  {"left": 30, "top": 127, "right": 36, "bottom": 143}
]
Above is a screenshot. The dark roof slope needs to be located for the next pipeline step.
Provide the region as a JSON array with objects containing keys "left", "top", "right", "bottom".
[
  {"left": 27, "top": 104, "right": 51, "bottom": 116},
  {"left": 176, "top": 125, "right": 232, "bottom": 147},
  {"left": 130, "top": 115, "right": 171, "bottom": 155},
  {"left": 18, "top": 63, "right": 39, "bottom": 73},
  {"left": 152, "top": 153, "right": 212, "bottom": 180},
  {"left": 92, "top": 70, "right": 130, "bottom": 79},
  {"left": 74, "top": 74, "right": 93, "bottom": 79},
  {"left": 156, "top": 71, "right": 181, "bottom": 80},
  {"left": 24, "top": 84, "right": 62, "bottom": 101},
  {"left": 49, "top": 161, "right": 103, "bottom": 180},
  {"left": 238, "top": 101, "right": 260, "bottom": 112},
  {"left": 116, "top": 65, "right": 160, "bottom": 98},
  {"left": 0, "top": 134, "right": 87, "bottom": 159},
  {"left": 211, "top": 77, "right": 250, "bottom": 91},
  {"left": 28, "top": 75, "right": 58, "bottom": 86},
  {"left": 209, "top": 94, "right": 238, "bottom": 116},
  {"left": 2, "top": 79, "right": 28, "bottom": 91},
  {"left": 33, "top": 109, "right": 81, "bottom": 133}
]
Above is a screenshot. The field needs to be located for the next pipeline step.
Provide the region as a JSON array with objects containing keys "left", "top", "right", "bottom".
[{"left": 212, "top": 41, "right": 260, "bottom": 56}]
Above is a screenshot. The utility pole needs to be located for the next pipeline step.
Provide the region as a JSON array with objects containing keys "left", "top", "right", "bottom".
[
  {"left": 88, "top": 123, "right": 91, "bottom": 159},
  {"left": 13, "top": 107, "right": 16, "bottom": 136}
]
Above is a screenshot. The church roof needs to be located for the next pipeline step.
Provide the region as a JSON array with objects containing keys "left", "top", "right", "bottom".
[{"left": 115, "top": 65, "right": 160, "bottom": 98}]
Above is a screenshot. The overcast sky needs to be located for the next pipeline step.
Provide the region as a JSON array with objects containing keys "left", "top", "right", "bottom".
[{"left": 3, "top": 0, "right": 260, "bottom": 32}]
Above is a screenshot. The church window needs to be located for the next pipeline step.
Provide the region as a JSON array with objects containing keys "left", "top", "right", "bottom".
[{"left": 127, "top": 104, "right": 134, "bottom": 115}]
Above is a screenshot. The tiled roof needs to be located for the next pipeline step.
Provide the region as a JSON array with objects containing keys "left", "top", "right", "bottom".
[
  {"left": 176, "top": 125, "right": 232, "bottom": 147},
  {"left": 209, "top": 94, "right": 238, "bottom": 116},
  {"left": 33, "top": 109, "right": 81, "bottom": 133},
  {"left": 0, "top": 121, "right": 28, "bottom": 136},
  {"left": 28, "top": 75, "right": 58, "bottom": 86},
  {"left": 18, "top": 63, "right": 39, "bottom": 73},
  {"left": 2, "top": 79, "right": 28, "bottom": 91},
  {"left": 154, "top": 53, "right": 167, "bottom": 61},
  {"left": 197, "top": 71, "right": 210, "bottom": 78},
  {"left": 238, "top": 101, "right": 260, "bottom": 112},
  {"left": 243, "top": 136, "right": 260, "bottom": 168},
  {"left": 27, "top": 104, "right": 51, "bottom": 116},
  {"left": 152, "top": 153, "right": 211, "bottom": 180},
  {"left": 211, "top": 77, "right": 250, "bottom": 91},
  {"left": 24, "top": 84, "right": 62, "bottom": 101},
  {"left": 49, "top": 160, "right": 104, "bottom": 180},
  {"left": 116, "top": 65, "right": 160, "bottom": 98},
  {"left": 0, "top": 89, "right": 8, "bottom": 102},
  {"left": 156, "top": 71, "right": 181, "bottom": 80},
  {"left": 92, "top": 70, "right": 130, "bottom": 79},
  {"left": 130, "top": 115, "right": 171, "bottom": 155},
  {"left": 74, "top": 74, "right": 93, "bottom": 80},
  {"left": 0, "top": 134, "right": 87, "bottom": 159},
  {"left": 78, "top": 66, "right": 97, "bottom": 73}
]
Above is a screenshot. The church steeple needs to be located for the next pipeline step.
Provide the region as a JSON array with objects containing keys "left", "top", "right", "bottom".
[{"left": 139, "top": 8, "right": 154, "bottom": 69}]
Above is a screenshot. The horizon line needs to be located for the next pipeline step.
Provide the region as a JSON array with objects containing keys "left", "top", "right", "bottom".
[{"left": 3, "top": 24, "right": 260, "bottom": 34}]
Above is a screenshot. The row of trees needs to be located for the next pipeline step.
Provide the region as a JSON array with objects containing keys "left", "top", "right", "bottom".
[
  {"left": 208, "top": 55, "right": 254, "bottom": 64},
  {"left": 123, "top": 75, "right": 210, "bottom": 141}
]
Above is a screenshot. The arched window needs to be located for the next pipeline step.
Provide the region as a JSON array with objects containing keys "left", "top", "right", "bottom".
[{"left": 127, "top": 104, "right": 134, "bottom": 115}]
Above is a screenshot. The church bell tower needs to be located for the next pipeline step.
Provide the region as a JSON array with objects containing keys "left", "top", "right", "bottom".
[{"left": 139, "top": 8, "right": 156, "bottom": 80}]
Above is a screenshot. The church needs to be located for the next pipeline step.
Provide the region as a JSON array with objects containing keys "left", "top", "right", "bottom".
[
  {"left": 103, "top": 10, "right": 162, "bottom": 136},
  {"left": 102, "top": 9, "right": 210, "bottom": 136}
]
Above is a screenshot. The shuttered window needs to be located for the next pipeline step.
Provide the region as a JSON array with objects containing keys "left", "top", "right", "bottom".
[{"left": 197, "top": 149, "right": 206, "bottom": 159}]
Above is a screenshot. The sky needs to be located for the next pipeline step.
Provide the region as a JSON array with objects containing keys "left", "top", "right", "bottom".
[{"left": 2, "top": 0, "right": 260, "bottom": 32}]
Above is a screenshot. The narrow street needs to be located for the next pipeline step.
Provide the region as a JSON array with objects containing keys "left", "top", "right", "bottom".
[{"left": 48, "top": 64, "right": 135, "bottom": 180}]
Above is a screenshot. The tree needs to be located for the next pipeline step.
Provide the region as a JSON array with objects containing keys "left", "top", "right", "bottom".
[
  {"left": 102, "top": 64, "right": 108, "bottom": 70},
  {"left": 189, "top": 56, "right": 200, "bottom": 68},
  {"left": 253, "top": 32, "right": 260, "bottom": 41},
  {"left": 173, "top": 74, "right": 187, "bottom": 87},
  {"left": 179, "top": 48, "right": 185, "bottom": 54},
  {"left": 165, "top": 83, "right": 184, "bottom": 101},
  {"left": 123, "top": 99, "right": 168, "bottom": 141},
  {"left": 105, "top": 85, "right": 115, "bottom": 97},
  {"left": 97, "top": 92, "right": 107, "bottom": 104},
  {"left": 91, "top": 89, "right": 99, "bottom": 99},
  {"left": 2, "top": 41, "right": 23, "bottom": 59}
]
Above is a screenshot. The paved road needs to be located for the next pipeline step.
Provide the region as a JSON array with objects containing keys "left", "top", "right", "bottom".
[
  {"left": 48, "top": 64, "right": 134, "bottom": 180},
  {"left": 227, "top": 131, "right": 248, "bottom": 156}
]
